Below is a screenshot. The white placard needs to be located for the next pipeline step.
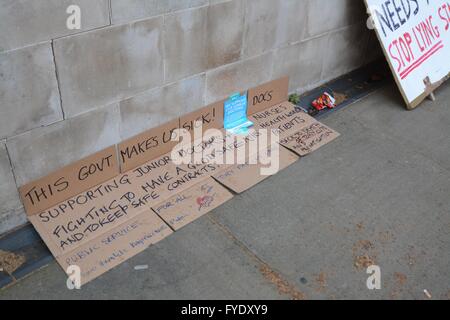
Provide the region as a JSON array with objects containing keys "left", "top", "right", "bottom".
[{"left": 366, "top": 0, "right": 450, "bottom": 108}]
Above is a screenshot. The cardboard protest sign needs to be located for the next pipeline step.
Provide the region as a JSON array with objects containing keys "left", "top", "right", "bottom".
[
  {"left": 365, "top": 0, "right": 450, "bottom": 109},
  {"left": 249, "top": 102, "right": 316, "bottom": 138},
  {"left": 179, "top": 100, "right": 224, "bottom": 135},
  {"left": 58, "top": 209, "right": 172, "bottom": 285},
  {"left": 152, "top": 178, "right": 233, "bottom": 230},
  {"left": 19, "top": 146, "right": 119, "bottom": 216},
  {"left": 248, "top": 77, "right": 289, "bottom": 115},
  {"left": 118, "top": 119, "right": 180, "bottom": 173},
  {"left": 213, "top": 145, "right": 299, "bottom": 194},
  {"left": 279, "top": 122, "right": 340, "bottom": 156},
  {"left": 28, "top": 172, "right": 154, "bottom": 257}
]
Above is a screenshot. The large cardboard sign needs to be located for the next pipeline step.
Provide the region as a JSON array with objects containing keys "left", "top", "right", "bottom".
[
  {"left": 152, "top": 178, "right": 233, "bottom": 230},
  {"left": 365, "top": 0, "right": 450, "bottom": 108},
  {"left": 19, "top": 146, "right": 119, "bottom": 216},
  {"left": 213, "top": 145, "right": 299, "bottom": 194}
]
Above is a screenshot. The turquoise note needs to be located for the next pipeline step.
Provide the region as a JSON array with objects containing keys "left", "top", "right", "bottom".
[{"left": 224, "top": 92, "right": 253, "bottom": 134}]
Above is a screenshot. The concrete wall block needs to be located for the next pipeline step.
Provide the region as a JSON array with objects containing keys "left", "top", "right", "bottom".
[
  {"left": 243, "top": 0, "right": 280, "bottom": 58},
  {"left": 205, "top": 52, "right": 273, "bottom": 104},
  {"left": 0, "top": 207, "right": 27, "bottom": 236},
  {"left": 111, "top": 0, "right": 208, "bottom": 24},
  {"left": 164, "top": 1, "right": 244, "bottom": 83},
  {"left": 119, "top": 74, "right": 205, "bottom": 140},
  {"left": 7, "top": 104, "right": 121, "bottom": 186},
  {"left": 273, "top": 35, "right": 328, "bottom": 93},
  {"left": 304, "top": 0, "right": 366, "bottom": 39},
  {"left": 0, "top": 0, "right": 110, "bottom": 53},
  {"left": 274, "top": 0, "right": 308, "bottom": 48},
  {"left": 206, "top": 0, "right": 244, "bottom": 69},
  {"left": 0, "top": 42, "right": 63, "bottom": 139},
  {"left": 322, "top": 23, "right": 370, "bottom": 82},
  {"left": 0, "top": 141, "right": 23, "bottom": 233},
  {"left": 53, "top": 17, "right": 164, "bottom": 118}
]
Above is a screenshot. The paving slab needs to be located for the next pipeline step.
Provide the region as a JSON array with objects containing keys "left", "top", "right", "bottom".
[{"left": 0, "top": 218, "right": 291, "bottom": 300}]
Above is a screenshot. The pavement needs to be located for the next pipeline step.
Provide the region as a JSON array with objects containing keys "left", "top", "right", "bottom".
[{"left": 1, "top": 81, "right": 449, "bottom": 300}]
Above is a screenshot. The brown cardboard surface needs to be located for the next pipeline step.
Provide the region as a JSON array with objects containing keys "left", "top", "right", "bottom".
[
  {"left": 249, "top": 101, "right": 316, "bottom": 139},
  {"left": 213, "top": 145, "right": 299, "bottom": 193},
  {"left": 28, "top": 172, "right": 151, "bottom": 257},
  {"left": 19, "top": 146, "right": 119, "bottom": 216},
  {"left": 280, "top": 122, "right": 340, "bottom": 156},
  {"left": 179, "top": 100, "right": 224, "bottom": 134},
  {"left": 248, "top": 77, "right": 289, "bottom": 115},
  {"left": 130, "top": 152, "right": 224, "bottom": 204},
  {"left": 152, "top": 178, "right": 233, "bottom": 231},
  {"left": 118, "top": 119, "right": 180, "bottom": 173},
  {"left": 57, "top": 209, "right": 172, "bottom": 285}
]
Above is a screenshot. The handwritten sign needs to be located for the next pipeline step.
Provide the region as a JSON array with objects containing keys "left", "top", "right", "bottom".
[
  {"left": 279, "top": 122, "right": 340, "bottom": 156},
  {"left": 213, "top": 146, "right": 299, "bottom": 193},
  {"left": 249, "top": 102, "right": 316, "bottom": 139},
  {"left": 365, "top": 0, "right": 450, "bottom": 108},
  {"left": 152, "top": 178, "right": 233, "bottom": 230},
  {"left": 248, "top": 77, "right": 289, "bottom": 115},
  {"left": 118, "top": 119, "right": 180, "bottom": 173},
  {"left": 57, "top": 209, "right": 172, "bottom": 285},
  {"left": 19, "top": 146, "right": 119, "bottom": 216},
  {"left": 179, "top": 100, "right": 224, "bottom": 134}
]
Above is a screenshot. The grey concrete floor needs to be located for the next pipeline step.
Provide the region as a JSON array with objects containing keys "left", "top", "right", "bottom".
[{"left": 1, "top": 83, "right": 449, "bottom": 300}]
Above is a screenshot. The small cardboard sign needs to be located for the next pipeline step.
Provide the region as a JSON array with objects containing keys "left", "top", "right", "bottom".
[
  {"left": 249, "top": 102, "right": 316, "bottom": 139},
  {"left": 279, "top": 122, "right": 340, "bottom": 156},
  {"left": 213, "top": 145, "right": 299, "bottom": 193},
  {"left": 19, "top": 146, "right": 119, "bottom": 216},
  {"left": 58, "top": 209, "right": 172, "bottom": 285},
  {"left": 248, "top": 77, "right": 289, "bottom": 115},
  {"left": 118, "top": 119, "right": 180, "bottom": 173},
  {"left": 152, "top": 178, "right": 233, "bottom": 230}
]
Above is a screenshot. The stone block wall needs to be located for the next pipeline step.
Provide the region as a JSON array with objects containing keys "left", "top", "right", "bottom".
[{"left": 0, "top": 0, "right": 380, "bottom": 235}]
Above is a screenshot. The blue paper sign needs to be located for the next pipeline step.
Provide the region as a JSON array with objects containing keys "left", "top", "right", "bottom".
[{"left": 224, "top": 92, "right": 253, "bottom": 134}]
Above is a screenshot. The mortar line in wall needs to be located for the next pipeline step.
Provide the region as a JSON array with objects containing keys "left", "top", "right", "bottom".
[
  {"left": 162, "top": 13, "right": 167, "bottom": 84},
  {"left": 108, "top": 0, "right": 113, "bottom": 25},
  {"left": 50, "top": 41, "right": 65, "bottom": 120},
  {"left": 3, "top": 142, "right": 21, "bottom": 195},
  {"left": 300, "top": 20, "right": 368, "bottom": 44},
  {"left": 110, "top": 3, "right": 211, "bottom": 28}
]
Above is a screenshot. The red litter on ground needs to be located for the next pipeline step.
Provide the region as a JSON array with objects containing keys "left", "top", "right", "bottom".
[{"left": 312, "top": 92, "right": 336, "bottom": 111}]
